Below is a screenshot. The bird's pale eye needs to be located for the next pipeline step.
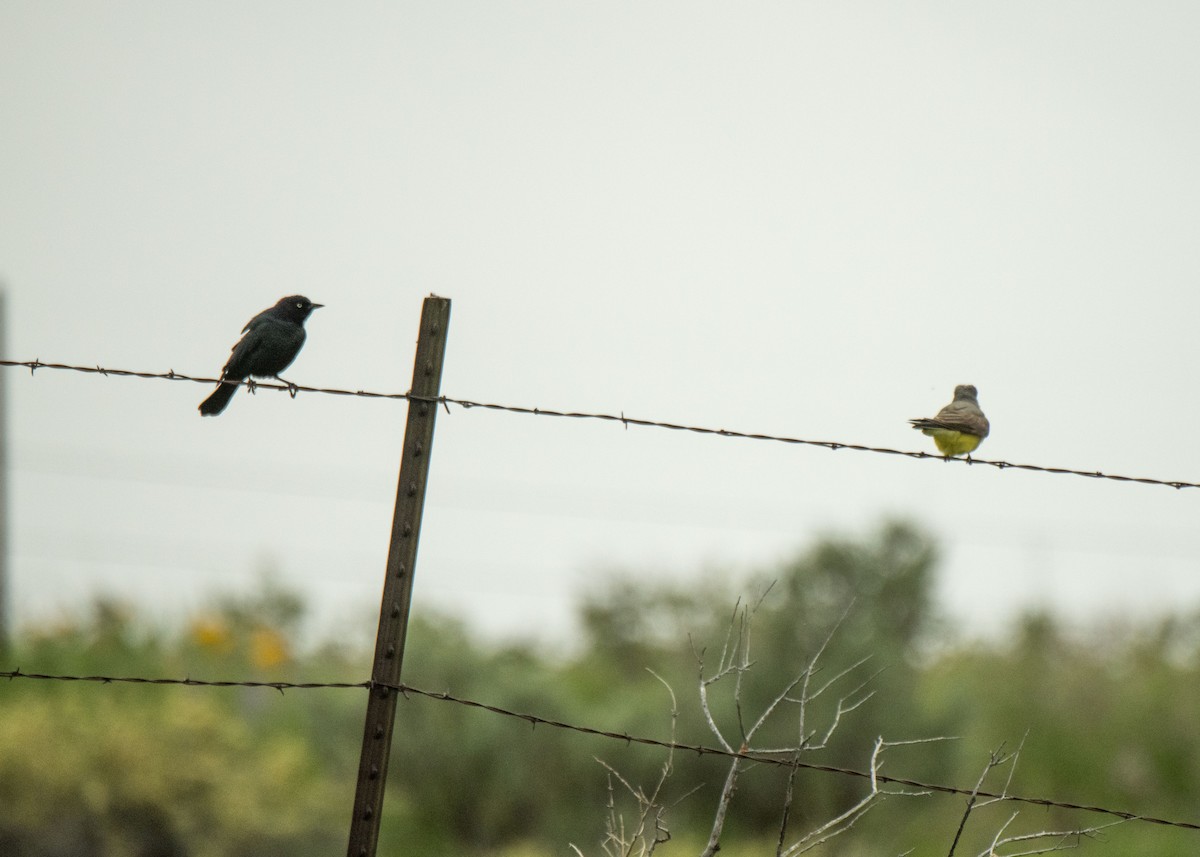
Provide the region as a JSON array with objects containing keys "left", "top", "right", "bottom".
[{"left": 295, "top": 301, "right": 304, "bottom": 309}]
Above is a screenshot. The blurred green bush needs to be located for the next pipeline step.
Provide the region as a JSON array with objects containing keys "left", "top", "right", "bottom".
[{"left": 1, "top": 521, "right": 1197, "bottom": 856}]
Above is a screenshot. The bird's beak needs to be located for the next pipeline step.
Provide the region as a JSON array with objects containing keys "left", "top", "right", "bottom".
[{"left": 311, "top": 303, "right": 325, "bottom": 309}]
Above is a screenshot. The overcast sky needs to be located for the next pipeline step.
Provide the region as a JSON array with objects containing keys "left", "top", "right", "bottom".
[{"left": 3, "top": 2, "right": 1199, "bottom": 648}]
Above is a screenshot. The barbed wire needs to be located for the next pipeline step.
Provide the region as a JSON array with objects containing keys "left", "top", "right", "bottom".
[
  {"left": 0, "top": 359, "right": 410, "bottom": 401},
  {"left": 4, "top": 358, "right": 1200, "bottom": 491},
  {"left": 3, "top": 667, "right": 1196, "bottom": 833},
  {"left": 1, "top": 668, "right": 369, "bottom": 690}
]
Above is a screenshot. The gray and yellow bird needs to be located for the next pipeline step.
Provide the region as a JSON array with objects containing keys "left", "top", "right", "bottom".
[{"left": 909, "top": 384, "right": 990, "bottom": 458}]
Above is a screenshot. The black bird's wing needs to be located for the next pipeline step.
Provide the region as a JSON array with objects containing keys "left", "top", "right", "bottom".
[
  {"left": 220, "top": 325, "right": 264, "bottom": 380},
  {"left": 222, "top": 314, "right": 307, "bottom": 380}
]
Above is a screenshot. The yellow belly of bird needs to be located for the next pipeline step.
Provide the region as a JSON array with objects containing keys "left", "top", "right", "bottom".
[{"left": 922, "top": 428, "right": 983, "bottom": 457}]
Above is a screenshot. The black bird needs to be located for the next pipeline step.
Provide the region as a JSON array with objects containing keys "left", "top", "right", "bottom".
[{"left": 199, "top": 295, "right": 323, "bottom": 416}]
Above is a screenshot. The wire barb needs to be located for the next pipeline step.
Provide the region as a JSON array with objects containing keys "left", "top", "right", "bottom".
[{"left": 3, "top": 358, "right": 1200, "bottom": 491}]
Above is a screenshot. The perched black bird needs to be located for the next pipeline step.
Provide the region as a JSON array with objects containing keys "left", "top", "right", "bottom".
[{"left": 199, "top": 295, "right": 323, "bottom": 416}]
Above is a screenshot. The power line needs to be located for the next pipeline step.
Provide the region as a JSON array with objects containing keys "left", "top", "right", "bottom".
[
  {"left": 2, "top": 667, "right": 1196, "bottom": 833},
  {"left": 3, "top": 358, "right": 1199, "bottom": 491}
]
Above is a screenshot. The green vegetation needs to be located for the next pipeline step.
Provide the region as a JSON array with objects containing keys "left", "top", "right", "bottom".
[{"left": 2, "top": 521, "right": 1198, "bottom": 856}]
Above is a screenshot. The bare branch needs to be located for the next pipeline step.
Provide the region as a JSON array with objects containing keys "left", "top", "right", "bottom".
[
  {"left": 732, "top": 606, "right": 753, "bottom": 744},
  {"left": 804, "top": 654, "right": 875, "bottom": 703},
  {"left": 692, "top": 598, "right": 955, "bottom": 857},
  {"left": 790, "top": 797, "right": 882, "bottom": 855},
  {"left": 789, "top": 605, "right": 858, "bottom": 751},
  {"left": 778, "top": 737, "right": 940, "bottom": 857},
  {"left": 581, "top": 671, "right": 685, "bottom": 857},
  {"left": 699, "top": 592, "right": 774, "bottom": 751},
  {"left": 948, "top": 743, "right": 1012, "bottom": 856},
  {"left": 700, "top": 757, "right": 743, "bottom": 857},
  {"left": 775, "top": 750, "right": 801, "bottom": 857},
  {"left": 814, "top": 687, "right": 877, "bottom": 749},
  {"left": 978, "top": 731, "right": 1028, "bottom": 809},
  {"left": 975, "top": 819, "right": 1125, "bottom": 857},
  {"left": 784, "top": 740, "right": 881, "bottom": 856},
  {"left": 806, "top": 600, "right": 856, "bottom": 671},
  {"left": 747, "top": 671, "right": 809, "bottom": 744},
  {"left": 945, "top": 737, "right": 1120, "bottom": 857},
  {"left": 730, "top": 584, "right": 775, "bottom": 744},
  {"left": 700, "top": 597, "right": 944, "bottom": 857},
  {"left": 715, "top": 598, "right": 742, "bottom": 673},
  {"left": 697, "top": 672, "right": 734, "bottom": 753}
]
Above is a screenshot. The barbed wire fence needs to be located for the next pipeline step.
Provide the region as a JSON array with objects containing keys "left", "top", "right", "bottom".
[
  {"left": 2, "top": 668, "right": 1197, "bottom": 834},
  {"left": 3, "top": 358, "right": 1200, "bottom": 491},
  {"left": 3, "top": 294, "right": 1200, "bottom": 856}
]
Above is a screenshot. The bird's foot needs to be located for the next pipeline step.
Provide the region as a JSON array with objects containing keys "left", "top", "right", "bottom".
[
  {"left": 245, "top": 379, "right": 258, "bottom": 396},
  {"left": 276, "top": 376, "right": 300, "bottom": 398}
]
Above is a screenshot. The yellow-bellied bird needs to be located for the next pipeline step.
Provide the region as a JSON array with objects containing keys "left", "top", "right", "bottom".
[{"left": 909, "top": 384, "right": 990, "bottom": 458}]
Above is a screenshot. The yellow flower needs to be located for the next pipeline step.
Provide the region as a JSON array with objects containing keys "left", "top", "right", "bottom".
[
  {"left": 250, "top": 627, "right": 289, "bottom": 669},
  {"left": 190, "top": 616, "right": 234, "bottom": 653}
]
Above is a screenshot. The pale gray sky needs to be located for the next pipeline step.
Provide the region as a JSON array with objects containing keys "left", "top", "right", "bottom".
[{"left": 3, "top": 2, "right": 1199, "bottom": 646}]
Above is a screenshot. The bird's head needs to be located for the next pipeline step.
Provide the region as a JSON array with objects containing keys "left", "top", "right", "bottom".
[
  {"left": 275, "top": 295, "right": 324, "bottom": 322},
  {"left": 953, "top": 384, "right": 979, "bottom": 401}
]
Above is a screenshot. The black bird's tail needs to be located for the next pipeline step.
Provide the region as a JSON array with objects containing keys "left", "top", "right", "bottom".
[{"left": 199, "top": 381, "right": 239, "bottom": 416}]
